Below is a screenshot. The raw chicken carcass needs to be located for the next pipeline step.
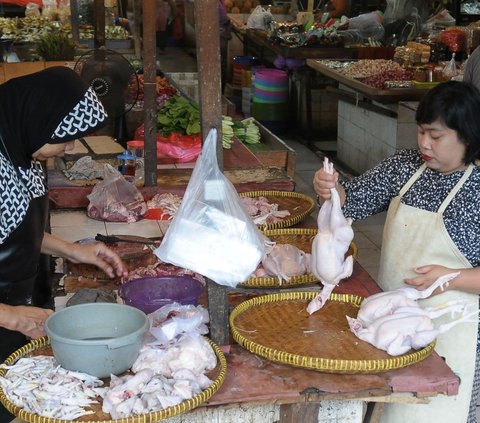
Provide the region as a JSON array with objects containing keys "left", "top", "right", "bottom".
[
  {"left": 307, "top": 158, "right": 354, "bottom": 315},
  {"left": 347, "top": 302, "right": 478, "bottom": 356},
  {"left": 262, "top": 243, "right": 312, "bottom": 284},
  {"left": 356, "top": 272, "right": 460, "bottom": 325}
]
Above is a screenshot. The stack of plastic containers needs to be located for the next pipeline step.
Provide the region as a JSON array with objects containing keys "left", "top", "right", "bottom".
[{"left": 252, "top": 68, "right": 289, "bottom": 134}]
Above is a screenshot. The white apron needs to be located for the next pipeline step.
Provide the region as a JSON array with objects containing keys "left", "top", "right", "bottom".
[{"left": 377, "top": 163, "right": 478, "bottom": 423}]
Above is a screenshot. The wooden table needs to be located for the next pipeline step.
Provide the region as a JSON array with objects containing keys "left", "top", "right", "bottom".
[
  {"left": 306, "top": 59, "right": 431, "bottom": 104},
  {"left": 47, "top": 138, "right": 295, "bottom": 209},
  {"left": 204, "top": 261, "right": 460, "bottom": 423},
  {"left": 243, "top": 29, "right": 359, "bottom": 61}
]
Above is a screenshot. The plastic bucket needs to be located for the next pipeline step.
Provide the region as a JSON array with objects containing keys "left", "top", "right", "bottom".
[
  {"left": 45, "top": 303, "right": 148, "bottom": 378},
  {"left": 119, "top": 275, "right": 204, "bottom": 314},
  {"left": 252, "top": 102, "right": 289, "bottom": 134},
  {"left": 254, "top": 68, "right": 288, "bottom": 104}
]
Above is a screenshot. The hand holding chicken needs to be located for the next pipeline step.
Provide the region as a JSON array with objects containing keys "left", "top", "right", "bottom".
[{"left": 307, "top": 158, "right": 354, "bottom": 315}]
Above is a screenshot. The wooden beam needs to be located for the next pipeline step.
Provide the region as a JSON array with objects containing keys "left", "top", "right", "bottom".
[
  {"left": 194, "top": 0, "right": 223, "bottom": 170},
  {"left": 194, "top": 1, "right": 227, "bottom": 345},
  {"left": 93, "top": 0, "right": 105, "bottom": 49},
  {"left": 143, "top": 0, "right": 158, "bottom": 187}
]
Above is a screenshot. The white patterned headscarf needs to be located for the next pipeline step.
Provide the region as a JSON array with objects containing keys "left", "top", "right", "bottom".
[{"left": 0, "top": 67, "right": 107, "bottom": 242}]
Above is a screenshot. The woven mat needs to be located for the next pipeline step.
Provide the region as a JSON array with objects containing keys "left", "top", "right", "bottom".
[
  {"left": 230, "top": 292, "right": 435, "bottom": 374},
  {"left": 239, "top": 190, "right": 315, "bottom": 229},
  {"left": 0, "top": 337, "right": 227, "bottom": 423},
  {"left": 239, "top": 228, "right": 358, "bottom": 288}
]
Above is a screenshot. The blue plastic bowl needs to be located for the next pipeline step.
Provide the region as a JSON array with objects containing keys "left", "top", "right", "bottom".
[{"left": 119, "top": 275, "right": 204, "bottom": 314}]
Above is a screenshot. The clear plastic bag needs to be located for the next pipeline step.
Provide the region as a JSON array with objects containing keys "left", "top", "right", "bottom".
[
  {"left": 247, "top": 5, "right": 273, "bottom": 30},
  {"left": 155, "top": 129, "right": 265, "bottom": 287},
  {"left": 87, "top": 164, "right": 147, "bottom": 222}
]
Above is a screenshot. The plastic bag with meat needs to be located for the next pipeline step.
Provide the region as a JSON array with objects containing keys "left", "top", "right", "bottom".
[{"left": 87, "top": 164, "right": 147, "bottom": 222}]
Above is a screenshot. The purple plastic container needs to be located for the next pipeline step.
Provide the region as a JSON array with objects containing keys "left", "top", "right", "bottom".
[{"left": 119, "top": 276, "right": 204, "bottom": 314}]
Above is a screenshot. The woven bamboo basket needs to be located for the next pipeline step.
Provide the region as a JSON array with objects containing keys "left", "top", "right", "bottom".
[
  {"left": 239, "top": 190, "right": 316, "bottom": 230},
  {"left": 230, "top": 292, "right": 435, "bottom": 374},
  {"left": 239, "top": 228, "right": 358, "bottom": 288},
  {"left": 0, "top": 336, "right": 227, "bottom": 422}
]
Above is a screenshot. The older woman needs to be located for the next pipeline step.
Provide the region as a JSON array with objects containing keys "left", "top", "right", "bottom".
[
  {"left": 314, "top": 81, "right": 480, "bottom": 423},
  {"left": 0, "top": 67, "right": 128, "bottom": 421}
]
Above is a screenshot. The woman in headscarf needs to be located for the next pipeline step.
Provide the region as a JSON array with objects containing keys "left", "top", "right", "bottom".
[{"left": 0, "top": 67, "right": 128, "bottom": 416}]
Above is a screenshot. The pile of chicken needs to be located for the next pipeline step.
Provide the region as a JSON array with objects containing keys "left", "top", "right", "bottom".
[
  {"left": 251, "top": 242, "right": 311, "bottom": 284},
  {"left": 307, "top": 158, "right": 354, "bottom": 315},
  {"left": 347, "top": 272, "right": 478, "bottom": 356},
  {"left": 241, "top": 196, "right": 291, "bottom": 225}
]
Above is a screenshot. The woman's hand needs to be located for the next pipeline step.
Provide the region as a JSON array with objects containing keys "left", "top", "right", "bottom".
[
  {"left": 42, "top": 233, "right": 128, "bottom": 278},
  {"left": 313, "top": 166, "right": 338, "bottom": 201},
  {"left": 67, "top": 242, "right": 129, "bottom": 278},
  {"left": 0, "top": 304, "right": 53, "bottom": 339},
  {"left": 404, "top": 265, "right": 457, "bottom": 295},
  {"left": 405, "top": 265, "right": 480, "bottom": 295}
]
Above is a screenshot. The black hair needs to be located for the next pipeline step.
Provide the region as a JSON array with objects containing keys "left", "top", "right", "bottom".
[{"left": 415, "top": 80, "right": 480, "bottom": 164}]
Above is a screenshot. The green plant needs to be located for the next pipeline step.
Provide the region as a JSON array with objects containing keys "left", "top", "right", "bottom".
[{"left": 36, "top": 30, "right": 76, "bottom": 61}]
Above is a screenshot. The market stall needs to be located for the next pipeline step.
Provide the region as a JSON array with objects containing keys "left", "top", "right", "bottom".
[{"left": 1, "top": 3, "right": 476, "bottom": 423}]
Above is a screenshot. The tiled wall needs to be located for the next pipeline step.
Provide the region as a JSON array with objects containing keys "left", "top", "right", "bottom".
[{"left": 337, "top": 86, "right": 419, "bottom": 174}]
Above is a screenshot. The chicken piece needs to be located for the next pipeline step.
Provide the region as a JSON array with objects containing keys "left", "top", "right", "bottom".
[
  {"left": 357, "top": 272, "right": 460, "bottom": 325},
  {"left": 347, "top": 303, "right": 479, "bottom": 356},
  {"left": 307, "top": 158, "right": 354, "bottom": 315},
  {"left": 262, "top": 243, "right": 311, "bottom": 284},
  {"left": 102, "top": 369, "right": 154, "bottom": 414}
]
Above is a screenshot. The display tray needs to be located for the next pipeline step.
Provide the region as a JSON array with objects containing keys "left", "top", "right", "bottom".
[
  {"left": 0, "top": 337, "right": 227, "bottom": 423},
  {"left": 239, "top": 190, "right": 315, "bottom": 230},
  {"left": 239, "top": 228, "right": 358, "bottom": 288},
  {"left": 230, "top": 292, "right": 435, "bottom": 374}
]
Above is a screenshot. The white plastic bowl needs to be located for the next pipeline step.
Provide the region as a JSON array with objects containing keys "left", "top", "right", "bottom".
[{"left": 45, "top": 303, "right": 148, "bottom": 378}]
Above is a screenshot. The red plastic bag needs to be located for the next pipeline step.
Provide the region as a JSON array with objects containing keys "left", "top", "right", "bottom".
[
  {"left": 133, "top": 125, "right": 201, "bottom": 163},
  {"left": 440, "top": 28, "right": 464, "bottom": 53}
]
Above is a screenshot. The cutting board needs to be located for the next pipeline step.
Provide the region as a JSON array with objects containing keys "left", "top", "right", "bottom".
[{"left": 64, "top": 135, "right": 125, "bottom": 161}]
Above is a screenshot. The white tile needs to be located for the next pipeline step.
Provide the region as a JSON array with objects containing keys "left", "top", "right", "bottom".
[
  {"left": 175, "top": 162, "right": 196, "bottom": 169},
  {"left": 50, "top": 210, "right": 104, "bottom": 228},
  {"left": 105, "top": 219, "right": 163, "bottom": 238},
  {"left": 51, "top": 225, "right": 107, "bottom": 243},
  {"left": 351, "top": 231, "right": 377, "bottom": 251}
]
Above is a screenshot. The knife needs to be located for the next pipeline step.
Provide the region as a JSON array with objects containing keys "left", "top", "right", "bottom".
[{"left": 95, "top": 233, "right": 162, "bottom": 245}]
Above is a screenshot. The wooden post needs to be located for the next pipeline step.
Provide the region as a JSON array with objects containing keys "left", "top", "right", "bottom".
[
  {"left": 194, "top": 0, "right": 223, "bottom": 170},
  {"left": 143, "top": 0, "right": 158, "bottom": 187},
  {"left": 69, "top": 0, "right": 80, "bottom": 44},
  {"left": 93, "top": 0, "right": 105, "bottom": 49},
  {"left": 194, "top": 0, "right": 228, "bottom": 344},
  {"left": 207, "top": 281, "right": 230, "bottom": 346}
]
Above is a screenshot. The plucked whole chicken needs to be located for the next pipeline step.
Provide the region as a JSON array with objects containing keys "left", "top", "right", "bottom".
[
  {"left": 347, "top": 273, "right": 479, "bottom": 356},
  {"left": 261, "top": 243, "right": 312, "bottom": 284},
  {"left": 356, "top": 272, "right": 459, "bottom": 325},
  {"left": 307, "top": 158, "right": 354, "bottom": 315}
]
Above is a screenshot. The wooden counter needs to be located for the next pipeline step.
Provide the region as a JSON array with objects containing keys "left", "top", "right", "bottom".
[
  {"left": 245, "top": 29, "right": 358, "bottom": 61},
  {"left": 306, "top": 59, "right": 430, "bottom": 104},
  {"left": 48, "top": 138, "right": 295, "bottom": 209}
]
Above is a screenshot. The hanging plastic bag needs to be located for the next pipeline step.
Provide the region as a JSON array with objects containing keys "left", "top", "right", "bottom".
[
  {"left": 247, "top": 5, "right": 273, "bottom": 30},
  {"left": 155, "top": 128, "right": 265, "bottom": 287},
  {"left": 87, "top": 164, "right": 147, "bottom": 222},
  {"left": 443, "top": 52, "right": 458, "bottom": 79}
]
